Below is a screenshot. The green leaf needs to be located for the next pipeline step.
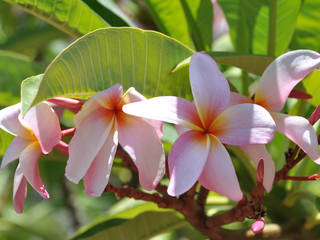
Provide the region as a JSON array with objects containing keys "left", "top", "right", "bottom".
[
  {"left": 180, "top": 0, "right": 213, "bottom": 51},
  {"left": 144, "top": 0, "right": 193, "bottom": 47},
  {"left": 71, "top": 201, "right": 168, "bottom": 240},
  {"left": 303, "top": 70, "right": 320, "bottom": 106},
  {"left": 315, "top": 197, "right": 320, "bottom": 212},
  {"left": 0, "top": 129, "right": 14, "bottom": 157},
  {"left": 77, "top": 211, "right": 187, "bottom": 240},
  {"left": 220, "top": 0, "right": 301, "bottom": 56},
  {"left": 290, "top": 0, "right": 320, "bottom": 52},
  {"left": 21, "top": 27, "right": 194, "bottom": 115},
  {"left": 81, "top": 0, "right": 135, "bottom": 27},
  {"left": 0, "top": 25, "right": 67, "bottom": 55},
  {"left": 3, "top": 0, "right": 109, "bottom": 37},
  {"left": 0, "top": 50, "right": 44, "bottom": 107},
  {"left": 172, "top": 52, "right": 274, "bottom": 79},
  {"left": 21, "top": 74, "right": 43, "bottom": 115}
]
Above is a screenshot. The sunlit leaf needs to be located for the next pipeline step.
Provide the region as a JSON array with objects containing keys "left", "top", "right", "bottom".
[
  {"left": 0, "top": 129, "right": 14, "bottom": 157},
  {"left": 3, "top": 0, "right": 109, "bottom": 37},
  {"left": 303, "top": 71, "right": 320, "bottom": 106},
  {"left": 144, "top": 0, "right": 193, "bottom": 47},
  {"left": 290, "top": 0, "right": 320, "bottom": 52},
  {"left": 220, "top": 0, "right": 301, "bottom": 56},
  {"left": 180, "top": 0, "right": 213, "bottom": 51},
  {"left": 21, "top": 27, "right": 194, "bottom": 115}
]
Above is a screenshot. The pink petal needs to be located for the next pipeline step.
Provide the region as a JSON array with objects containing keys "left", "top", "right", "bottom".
[
  {"left": 123, "top": 96, "right": 202, "bottom": 131},
  {"left": 23, "top": 102, "right": 61, "bottom": 154},
  {"left": 255, "top": 50, "right": 320, "bottom": 112},
  {"left": 66, "top": 109, "right": 115, "bottom": 183},
  {"left": 199, "top": 135, "right": 242, "bottom": 201},
  {"left": 229, "top": 92, "right": 253, "bottom": 107},
  {"left": 74, "top": 99, "right": 102, "bottom": 126},
  {"left": 84, "top": 128, "right": 118, "bottom": 197},
  {"left": 210, "top": 103, "right": 275, "bottom": 145},
  {"left": 240, "top": 145, "right": 275, "bottom": 192},
  {"left": 91, "top": 84, "right": 123, "bottom": 110},
  {"left": 190, "top": 52, "right": 230, "bottom": 127},
  {"left": 121, "top": 88, "right": 164, "bottom": 138},
  {"left": 13, "top": 164, "right": 28, "bottom": 214},
  {"left": 19, "top": 143, "right": 49, "bottom": 199},
  {"left": 0, "top": 103, "right": 30, "bottom": 138},
  {"left": 1, "top": 137, "right": 32, "bottom": 169},
  {"left": 272, "top": 112, "right": 320, "bottom": 163},
  {"left": 167, "top": 130, "right": 210, "bottom": 196},
  {"left": 118, "top": 113, "right": 165, "bottom": 190},
  {"left": 121, "top": 87, "right": 145, "bottom": 103}
]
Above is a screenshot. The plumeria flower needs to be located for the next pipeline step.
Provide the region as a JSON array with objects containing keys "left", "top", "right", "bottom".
[
  {"left": 123, "top": 52, "right": 276, "bottom": 201},
  {"left": 229, "top": 50, "right": 320, "bottom": 191},
  {"left": 0, "top": 102, "right": 61, "bottom": 213},
  {"left": 65, "top": 85, "right": 165, "bottom": 197}
]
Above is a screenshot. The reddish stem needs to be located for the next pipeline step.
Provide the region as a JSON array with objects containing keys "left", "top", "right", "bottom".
[
  {"left": 48, "top": 97, "right": 83, "bottom": 113},
  {"left": 55, "top": 141, "right": 69, "bottom": 155},
  {"left": 61, "top": 128, "right": 76, "bottom": 138},
  {"left": 284, "top": 174, "right": 319, "bottom": 181}
]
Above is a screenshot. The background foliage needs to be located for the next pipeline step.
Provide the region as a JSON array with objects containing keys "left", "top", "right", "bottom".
[{"left": 0, "top": 0, "right": 320, "bottom": 239}]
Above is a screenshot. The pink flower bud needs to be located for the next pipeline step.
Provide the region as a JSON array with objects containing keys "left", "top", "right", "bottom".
[{"left": 251, "top": 217, "right": 265, "bottom": 234}]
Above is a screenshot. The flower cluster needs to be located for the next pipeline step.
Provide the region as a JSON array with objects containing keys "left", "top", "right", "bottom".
[{"left": 1, "top": 50, "right": 319, "bottom": 213}]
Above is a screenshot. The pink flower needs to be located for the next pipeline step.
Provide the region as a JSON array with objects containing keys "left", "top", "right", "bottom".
[
  {"left": 230, "top": 50, "right": 320, "bottom": 191},
  {"left": 123, "top": 53, "right": 275, "bottom": 201},
  {"left": 65, "top": 85, "right": 165, "bottom": 197},
  {"left": 0, "top": 102, "right": 61, "bottom": 213}
]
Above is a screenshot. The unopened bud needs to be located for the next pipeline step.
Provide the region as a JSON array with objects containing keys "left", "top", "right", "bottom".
[
  {"left": 251, "top": 217, "right": 264, "bottom": 234},
  {"left": 256, "top": 158, "right": 264, "bottom": 185}
]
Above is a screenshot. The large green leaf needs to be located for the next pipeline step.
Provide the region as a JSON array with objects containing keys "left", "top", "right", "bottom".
[
  {"left": 3, "top": 0, "right": 109, "bottom": 37},
  {"left": 220, "top": 0, "right": 301, "bottom": 56},
  {"left": 290, "top": 0, "right": 320, "bottom": 52},
  {"left": 0, "top": 50, "right": 44, "bottom": 107},
  {"left": 78, "top": 211, "right": 187, "bottom": 240},
  {"left": 21, "top": 27, "right": 194, "bottom": 115},
  {"left": 144, "top": 0, "right": 193, "bottom": 47}
]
